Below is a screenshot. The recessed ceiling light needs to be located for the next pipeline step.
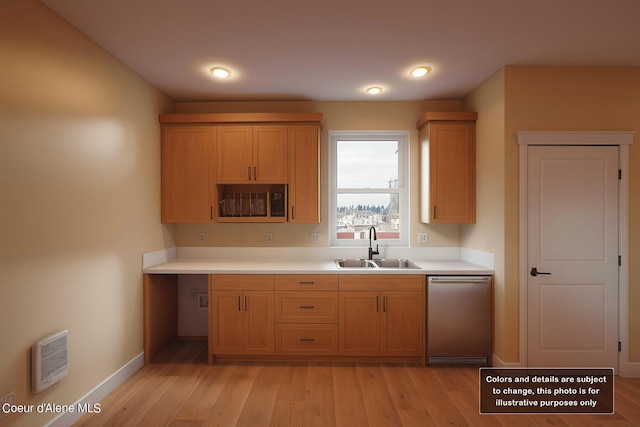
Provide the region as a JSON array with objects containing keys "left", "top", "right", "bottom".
[
  {"left": 410, "top": 66, "right": 432, "bottom": 78},
  {"left": 366, "top": 86, "right": 383, "bottom": 95},
  {"left": 210, "top": 67, "right": 232, "bottom": 79}
]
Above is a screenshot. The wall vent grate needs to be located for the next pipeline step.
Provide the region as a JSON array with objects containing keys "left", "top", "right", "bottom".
[{"left": 32, "top": 330, "right": 69, "bottom": 393}]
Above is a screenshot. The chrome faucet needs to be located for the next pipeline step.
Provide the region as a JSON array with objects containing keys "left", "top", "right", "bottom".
[{"left": 368, "top": 226, "right": 379, "bottom": 260}]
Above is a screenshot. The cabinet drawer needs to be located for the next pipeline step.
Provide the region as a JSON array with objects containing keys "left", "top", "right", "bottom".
[
  {"left": 210, "top": 274, "right": 274, "bottom": 291},
  {"left": 275, "top": 274, "right": 338, "bottom": 291},
  {"left": 275, "top": 292, "right": 338, "bottom": 323},
  {"left": 339, "top": 274, "right": 424, "bottom": 291},
  {"left": 275, "top": 324, "right": 339, "bottom": 355}
]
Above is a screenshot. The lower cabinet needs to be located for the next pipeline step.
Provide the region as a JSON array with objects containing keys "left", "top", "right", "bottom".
[
  {"left": 208, "top": 273, "right": 424, "bottom": 363},
  {"left": 209, "top": 275, "right": 275, "bottom": 356},
  {"left": 274, "top": 274, "right": 339, "bottom": 356},
  {"left": 275, "top": 324, "right": 339, "bottom": 355},
  {"left": 382, "top": 291, "right": 424, "bottom": 356},
  {"left": 339, "top": 291, "right": 380, "bottom": 355},
  {"left": 339, "top": 275, "right": 424, "bottom": 358}
]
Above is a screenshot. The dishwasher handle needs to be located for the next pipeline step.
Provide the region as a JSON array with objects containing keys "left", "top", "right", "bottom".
[{"left": 429, "top": 276, "right": 491, "bottom": 283}]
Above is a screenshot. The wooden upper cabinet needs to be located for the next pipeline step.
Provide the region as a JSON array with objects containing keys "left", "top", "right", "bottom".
[
  {"left": 216, "top": 125, "right": 287, "bottom": 183},
  {"left": 288, "top": 124, "right": 320, "bottom": 223},
  {"left": 161, "top": 125, "right": 216, "bottom": 223},
  {"left": 216, "top": 126, "right": 252, "bottom": 183},
  {"left": 159, "top": 112, "right": 323, "bottom": 223},
  {"left": 418, "top": 112, "right": 477, "bottom": 224},
  {"left": 253, "top": 126, "right": 288, "bottom": 183}
]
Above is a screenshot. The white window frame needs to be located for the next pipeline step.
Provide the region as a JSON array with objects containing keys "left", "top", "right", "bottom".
[{"left": 329, "top": 130, "right": 409, "bottom": 247}]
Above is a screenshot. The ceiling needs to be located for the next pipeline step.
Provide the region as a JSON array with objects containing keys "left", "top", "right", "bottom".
[{"left": 41, "top": 0, "right": 640, "bottom": 102}]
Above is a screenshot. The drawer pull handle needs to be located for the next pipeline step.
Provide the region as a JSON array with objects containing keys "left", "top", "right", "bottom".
[
  {"left": 298, "top": 281, "right": 315, "bottom": 285},
  {"left": 299, "top": 338, "right": 315, "bottom": 342},
  {"left": 298, "top": 305, "right": 315, "bottom": 309}
]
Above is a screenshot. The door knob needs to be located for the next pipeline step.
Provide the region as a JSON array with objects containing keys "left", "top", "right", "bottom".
[{"left": 530, "top": 267, "right": 552, "bottom": 277}]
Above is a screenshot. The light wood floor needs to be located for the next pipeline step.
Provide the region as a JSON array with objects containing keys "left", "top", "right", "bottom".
[{"left": 74, "top": 340, "right": 640, "bottom": 426}]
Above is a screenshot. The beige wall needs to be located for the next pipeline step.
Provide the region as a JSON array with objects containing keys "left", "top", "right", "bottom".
[
  {"left": 466, "top": 66, "right": 640, "bottom": 364},
  {"left": 0, "top": 1, "right": 175, "bottom": 426},
  {"left": 462, "top": 69, "right": 513, "bottom": 361},
  {"left": 175, "top": 100, "right": 465, "bottom": 247},
  {"left": 503, "top": 66, "right": 640, "bottom": 363}
]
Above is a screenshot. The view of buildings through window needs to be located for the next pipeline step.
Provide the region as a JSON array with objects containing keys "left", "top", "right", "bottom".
[
  {"left": 333, "top": 137, "right": 406, "bottom": 243},
  {"left": 336, "top": 188, "right": 400, "bottom": 240}
]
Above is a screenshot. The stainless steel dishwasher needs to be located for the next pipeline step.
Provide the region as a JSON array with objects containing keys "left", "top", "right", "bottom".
[{"left": 427, "top": 276, "right": 492, "bottom": 365}]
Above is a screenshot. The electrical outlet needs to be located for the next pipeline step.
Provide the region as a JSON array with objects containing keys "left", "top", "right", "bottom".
[
  {"left": 198, "top": 232, "right": 206, "bottom": 243},
  {"left": 190, "top": 288, "right": 198, "bottom": 299},
  {"left": 311, "top": 232, "right": 321, "bottom": 243},
  {"left": 265, "top": 232, "right": 274, "bottom": 244},
  {"left": 418, "top": 233, "right": 429, "bottom": 244},
  {"left": 0, "top": 391, "right": 15, "bottom": 420}
]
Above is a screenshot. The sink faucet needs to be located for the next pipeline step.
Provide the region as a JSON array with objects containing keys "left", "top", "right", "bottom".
[{"left": 368, "top": 226, "right": 379, "bottom": 260}]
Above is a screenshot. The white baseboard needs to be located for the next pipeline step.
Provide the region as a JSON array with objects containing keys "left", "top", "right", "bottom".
[
  {"left": 491, "top": 353, "right": 640, "bottom": 378},
  {"left": 45, "top": 352, "right": 144, "bottom": 427},
  {"left": 491, "top": 353, "right": 524, "bottom": 368},
  {"left": 619, "top": 360, "right": 640, "bottom": 378}
]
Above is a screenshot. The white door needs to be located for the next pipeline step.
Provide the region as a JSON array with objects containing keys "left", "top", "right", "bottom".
[{"left": 527, "top": 145, "right": 618, "bottom": 369}]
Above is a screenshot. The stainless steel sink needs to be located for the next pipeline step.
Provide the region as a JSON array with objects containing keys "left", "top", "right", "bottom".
[
  {"left": 372, "top": 259, "right": 421, "bottom": 269},
  {"left": 335, "top": 258, "right": 421, "bottom": 269},
  {"left": 335, "top": 259, "right": 378, "bottom": 268}
]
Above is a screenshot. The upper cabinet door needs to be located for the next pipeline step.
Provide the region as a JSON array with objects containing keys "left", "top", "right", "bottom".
[
  {"left": 288, "top": 125, "right": 320, "bottom": 223},
  {"left": 418, "top": 112, "right": 477, "bottom": 224},
  {"left": 216, "top": 126, "right": 253, "bottom": 183},
  {"left": 216, "top": 125, "right": 287, "bottom": 183},
  {"left": 161, "top": 125, "right": 216, "bottom": 223},
  {"left": 430, "top": 122, "right": 476, "bottom": 223},
  {"left": 252, "top": 125, "right": 288, "bottom": 183}
]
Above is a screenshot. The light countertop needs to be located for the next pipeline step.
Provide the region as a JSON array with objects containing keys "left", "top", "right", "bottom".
[{"left": 142, "top": 258, "right": 493, "bottom": 275}]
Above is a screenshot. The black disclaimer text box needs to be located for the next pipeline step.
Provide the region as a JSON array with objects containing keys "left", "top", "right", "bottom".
[{"left": 479, "top": 368, "right": 614, "bottom": 414}]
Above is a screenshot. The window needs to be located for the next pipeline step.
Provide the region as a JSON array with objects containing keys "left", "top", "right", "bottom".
[{"left": 329, "top": 131, "right": 409, "bottom": 247}]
